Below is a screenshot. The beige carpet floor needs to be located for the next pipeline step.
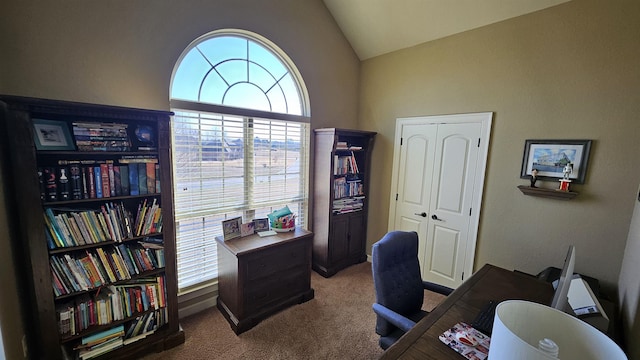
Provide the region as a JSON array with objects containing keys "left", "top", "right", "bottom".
[{"left": 143, "top": 262, "right": 446, "bottom": 360}]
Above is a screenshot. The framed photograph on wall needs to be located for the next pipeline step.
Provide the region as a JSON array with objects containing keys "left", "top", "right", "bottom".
[
  {"left": 222, "top": 216, "right": 242, "bottom": 241},
  {"left": 32, "top": 119, "right": 76, "bottom": 151},
  {"left": 520, "top": 139, "right": 592, "bottom": 184}
]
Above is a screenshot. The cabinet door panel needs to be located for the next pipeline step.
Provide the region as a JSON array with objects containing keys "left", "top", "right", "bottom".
[
  {"left": 347, "top": 213, "right": 366, "bottom": 257},
  {"left": 329, "top": 216, "right": 349, "bottom": 263}
]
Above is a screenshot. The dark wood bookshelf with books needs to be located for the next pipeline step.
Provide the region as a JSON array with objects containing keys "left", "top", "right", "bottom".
[
  {"left": 312, "top": 128, "right": 376, "bottom": 278},
  {"left": 0, "top": 96, "right": 183, "bottom": 360}
]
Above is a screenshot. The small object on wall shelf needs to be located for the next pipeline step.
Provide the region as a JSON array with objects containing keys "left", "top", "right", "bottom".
[{"left": 517, "top": 185, "right": 578, "bottom": 200}]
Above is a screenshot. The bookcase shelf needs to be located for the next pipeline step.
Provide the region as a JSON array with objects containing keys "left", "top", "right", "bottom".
[
  {"left": 48, "top": 233, "right": 163, "bottom": 254},
  {"left": 312, "top": 128, "right": 376, "bottom": 277},
  {"left": 54, "top": 267, "right": 166, "bottom": 301},
  {"left": 0, "top": 95, "right": 183, "bottom": 360}
]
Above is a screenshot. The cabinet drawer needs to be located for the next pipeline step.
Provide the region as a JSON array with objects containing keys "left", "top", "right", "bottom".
[
  {"left": 245, "top": 241, "right": 308, "bottom": 281},
  {"left": 245, "top": 267, "right": 309, "bottom": 313}
]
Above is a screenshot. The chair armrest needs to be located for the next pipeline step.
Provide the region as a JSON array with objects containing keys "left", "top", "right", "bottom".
[
  {"left": 372, "top": 303, "right": 416, "bottom": 332},
  {"left": 423, "top": 281, "right": 453, "bottom": 296}
]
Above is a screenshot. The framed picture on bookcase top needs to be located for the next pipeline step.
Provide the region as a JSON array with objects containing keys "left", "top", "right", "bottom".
[{"left": 32, "top": 119, "right": 76, "bottom": 151}]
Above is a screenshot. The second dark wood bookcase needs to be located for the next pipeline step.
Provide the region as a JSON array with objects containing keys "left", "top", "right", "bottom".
[
  {"left": 312, "top": 128, "right": 376, "bottom": 277},
  {"left": 0, "top": 96, "right": 184, "bottom": 360}
]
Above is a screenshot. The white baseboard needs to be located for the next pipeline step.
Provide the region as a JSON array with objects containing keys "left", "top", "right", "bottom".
[
  {"left": 178, "top": 296, "right": 217, "bottom": 319},
  {"left": 177, "top": 282, "right": 218, "bottom": 319}
]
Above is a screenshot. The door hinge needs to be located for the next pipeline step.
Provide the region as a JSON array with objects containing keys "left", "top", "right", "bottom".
[
  {"left": 395, "top": 193, "right": 398, "bottom": 201},
  {"left": 462, "top": 272, "right": 465, "bottom": 281},
  {"left": 477, "top": 138, "right": 481, "bottom": 147},
  {"left": 469, "top": 208, "right": 472, "bottom": 216},
  {"left": 400, "top": 138, "right": 403, "bottom": 146}
]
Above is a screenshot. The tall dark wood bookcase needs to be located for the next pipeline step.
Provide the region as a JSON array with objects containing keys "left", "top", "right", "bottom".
[
  {"left": 312, "top": 128, "right": 376, "bottom": 277},
  {"left": 0, "top": 96, "right": 184, "bottom": 360}
]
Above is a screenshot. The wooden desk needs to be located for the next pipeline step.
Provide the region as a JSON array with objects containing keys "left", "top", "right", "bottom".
[
  {"left": 380, "top": 264, "right": 554, "bottom": 359},
  {"left": 216, "top": 228, "right": 314, "bottom": 334}
]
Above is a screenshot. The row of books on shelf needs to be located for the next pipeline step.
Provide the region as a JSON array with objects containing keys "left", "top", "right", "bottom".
[
  {"left": 333, "top": 176, "right": 364, "bottom": 199},
  {"left": 332, "top": 197, "right": 365, "bottom": 214},
  {"left": 67, "top": 308, "right": 166, "bottom": 360},
  {"left": 73, "top": 122, "right": 132, "bottom": 152},
  {"left": 333, "top": 153, "right": 360, "bottom": 175},
  {"left": 71, "top": 122, "right": 157, "bottom": 152},
  {"left": 57, "top": 277, "right": 166, "bottom": 338},
  {"left": 39, "top": 157, "right": 160, "bottom": 203},
  {"left": 44, "top": 199, "right": 162, "bottom": 249},
  {"left": 50, "top": 242, "right": 165, "bottom": 296}
]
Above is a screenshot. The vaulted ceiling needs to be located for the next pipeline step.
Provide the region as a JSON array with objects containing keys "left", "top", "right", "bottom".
[{"left": 323, "top": 0, "right": 570, "bottom": 60}]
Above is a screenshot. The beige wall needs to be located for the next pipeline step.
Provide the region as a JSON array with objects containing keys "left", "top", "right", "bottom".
[
  {"left": 0, "top": 0, "right": 359, "bottom": 356},
  {"left": 360, "top": 0, "right": 640, "bottom": 292},
  {"left": 619, "top": 185, "right": 640, "bottom": 358}
]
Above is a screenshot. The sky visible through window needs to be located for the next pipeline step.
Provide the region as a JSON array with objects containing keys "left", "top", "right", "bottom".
[{"left": 171, "top": 35, "right": 303, "bottom": 121}]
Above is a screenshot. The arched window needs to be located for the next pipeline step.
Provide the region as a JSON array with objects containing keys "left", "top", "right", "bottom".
[{"left": 170, "top": 29, "right": 310, "bottom": 292}]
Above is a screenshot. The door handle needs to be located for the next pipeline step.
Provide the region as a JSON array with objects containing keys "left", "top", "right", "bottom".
[
  {"left": 414, "top": 212, "right": 427, "bottom": 217},
  {"left": 431, "top": 214, "right": 443, "bottom": 221}
]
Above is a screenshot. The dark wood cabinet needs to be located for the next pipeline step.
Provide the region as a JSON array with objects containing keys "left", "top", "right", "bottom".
[
  {"left": 312, "top": 128, "right": 376, "bottom": 278},
  {"left": 0, "top": 96, "right": 183, "bottom": 360},
  {"left": 216, "top": 228, "right": 314, "bottom": 334}
]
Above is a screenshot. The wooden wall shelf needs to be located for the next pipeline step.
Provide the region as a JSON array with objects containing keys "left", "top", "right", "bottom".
[{"left": 517, "top": 185, "right": 578, "bottom": 200}]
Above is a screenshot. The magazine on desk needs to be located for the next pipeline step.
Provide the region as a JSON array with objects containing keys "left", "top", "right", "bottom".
[{"left": 439, "top": 322, "right": 491, "bottom": 360}]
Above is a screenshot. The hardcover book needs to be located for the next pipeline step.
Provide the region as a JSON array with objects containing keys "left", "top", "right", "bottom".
[
  {"left": 38, "top": 167, "right": 46, "bottom": 200},
  {"left": 44, "top": 167, "right": 58, "bottom": 201},
  {"left": 86, "top": 167, "right": 97, "bottom": 199},
  {"left": 107, "top": 161, "right": 116, "bottom": 197},
  {"left": 146, "top": 162, "right": 156, "bottom": 194},
  {"left": 138, "top": 163, "right": 148, "bottom": 195},
  {"left": 113, "top": 166, "right": 122, "bottom": 196},
  {"left": 93, "top": 166, "right": 103, "bottom": 198},
  {"left": 100, "top": 163, "right": 111, "bottom": 198},
  {"left": 69, "top": 163, "right": 83, "bottom": 200},
  {"left": 55, "top": 167, "right": 71, "bottom": 201},
  {"left": 128, "top": 164, "right": 139, "bottom": 196},
  {"left": 120, "top": 165, "right": 130, "bottom": 196}
]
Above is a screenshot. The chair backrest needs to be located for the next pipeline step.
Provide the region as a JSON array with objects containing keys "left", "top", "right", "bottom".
[{"left": 372, "top": 231, "right": 425, "bottom": 335}]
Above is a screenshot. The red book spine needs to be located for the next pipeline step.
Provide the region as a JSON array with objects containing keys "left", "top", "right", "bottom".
[{"left": 100, "top": 163, "right": 111, "bottom": 198}]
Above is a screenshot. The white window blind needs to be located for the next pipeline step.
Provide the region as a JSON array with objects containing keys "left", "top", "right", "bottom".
[{"left": 171, "top": 109, "right": 309, "bottom": 291}]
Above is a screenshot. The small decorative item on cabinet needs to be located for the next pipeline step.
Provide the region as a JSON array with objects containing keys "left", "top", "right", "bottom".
[
  {"left": 268, "top": 205, "right": 296, "bottom": 232},
  {"left": 253, "top": 218, "right": 269, "bottom": 232},
  {"left": 222, "top": 216, "right": 242, "bottom": 241}
]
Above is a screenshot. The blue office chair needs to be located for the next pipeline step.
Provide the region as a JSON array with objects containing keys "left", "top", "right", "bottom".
[{"left": 371, "top": 231, "right": 453, "bottom": 350}]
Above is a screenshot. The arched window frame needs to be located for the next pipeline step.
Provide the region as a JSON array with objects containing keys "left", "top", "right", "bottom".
[{"left": 170, "top": 29, "right": 311, "bottom": 294}]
